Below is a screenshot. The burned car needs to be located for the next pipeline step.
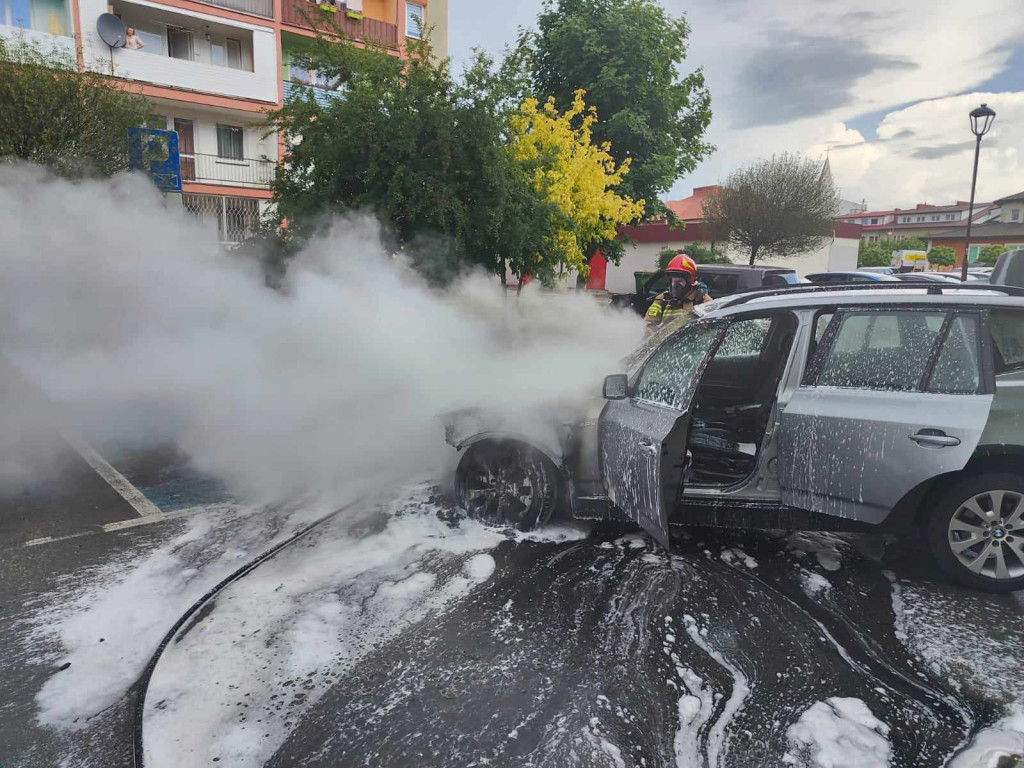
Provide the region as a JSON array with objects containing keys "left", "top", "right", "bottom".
[{"left": 446, "top": 283, "right": 1024, "bottom": 593}]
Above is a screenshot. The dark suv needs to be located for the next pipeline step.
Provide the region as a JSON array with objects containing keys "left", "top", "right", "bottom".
[{"left": 619, "top": 265, "right": 803, "bottom": 316}]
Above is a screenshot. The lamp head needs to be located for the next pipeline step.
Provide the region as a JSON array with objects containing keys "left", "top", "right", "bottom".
[{"left": 969, "top": 103, "right": 996, "bottom": 137}]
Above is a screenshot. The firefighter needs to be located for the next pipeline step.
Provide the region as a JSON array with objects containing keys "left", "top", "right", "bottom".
[{"left": 645, "top": 253, "right": 711, "bottom": 331}]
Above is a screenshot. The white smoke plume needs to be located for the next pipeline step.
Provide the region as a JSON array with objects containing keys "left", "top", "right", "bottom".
[{"left": 0, "top": 164, "right": 643, "bottom": 502}]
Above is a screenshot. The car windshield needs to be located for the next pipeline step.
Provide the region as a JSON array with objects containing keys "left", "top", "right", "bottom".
[{"left": 622, "top": 312, "right": 694, "bottom": 377}]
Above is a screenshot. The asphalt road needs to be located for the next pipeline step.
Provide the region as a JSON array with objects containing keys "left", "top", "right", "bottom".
[
  {"left": 2, "top": 433, "right": 1023, "bottom": 768},
  {"left": 0, "top": 424, "right": 231, "bottom": 768},
  {"left": 263, "top": 527, "right": 1014, "bottom": 767}
]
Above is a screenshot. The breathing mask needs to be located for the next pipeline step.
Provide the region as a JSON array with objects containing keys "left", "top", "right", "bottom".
[{"left": 668, "top": 276, "right": 691, "bottom": 302}]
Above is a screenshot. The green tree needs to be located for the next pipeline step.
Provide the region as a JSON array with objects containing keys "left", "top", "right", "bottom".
[
  {"left": 507, "top": 90, "right": 644, "bottom": 284},
  {"left": 267, "top": 38, "right": 557, "bottom": 285},
  {"left": 656, "top": 244, "right": 730, "bottom": 269},
  {"left": 978, "top": 244, "right": 1009, "bottom": 266},
  {"left": 857, "top": 236, "right": 927, "bottom": 267},
  {"left": 927, "top": 246, "right": 957, "bottom": 268},
  {"left": 857, "top": 245, "right": 891, "bottom": 268},
  {"left": 0, "top": 37, "right": 151, "bottom": 177},
  {"left": 881, "top": 236, "right": 927, "bottom": 252},
  {"left": 517, "top": 0, "right": 713, "bottom": 215},
  {"left": 702, "top": 154, "right": 839, "bottom": 265}
]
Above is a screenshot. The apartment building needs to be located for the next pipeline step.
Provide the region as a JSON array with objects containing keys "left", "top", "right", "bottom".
[
  {"left": 1, "top": 0, "right": 446, "bottom": 244},
  {"left": 836, "top": 200, "right": 1001, "bottom": 244}
]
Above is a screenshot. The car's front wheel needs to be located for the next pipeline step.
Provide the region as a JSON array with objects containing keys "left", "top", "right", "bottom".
[
  {"left": 455, "top": 440, "right": 561, "bottom": 532},
  {"left": 926, "top": 472, "right": 1024, "bottom": 593}
]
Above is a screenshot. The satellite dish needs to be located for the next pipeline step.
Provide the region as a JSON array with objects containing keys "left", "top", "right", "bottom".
[{"left": 97, "top": 13, "right": 126, "bottom": 48}]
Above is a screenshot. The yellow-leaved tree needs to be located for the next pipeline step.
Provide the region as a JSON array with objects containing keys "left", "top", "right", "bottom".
[{"left": 507, "top": 89, "right": 644, "bottom": 287}]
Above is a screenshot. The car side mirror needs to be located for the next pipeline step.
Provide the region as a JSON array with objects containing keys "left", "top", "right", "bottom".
[{"left": 603, "top": 374, "right": 628, "bottom": 400}]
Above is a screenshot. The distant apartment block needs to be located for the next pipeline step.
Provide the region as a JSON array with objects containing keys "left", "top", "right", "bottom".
[
  {"left": 1, "top": 0, "right": 447, "bottom": 244},
  {"left": 838, "top": 192, "right": 1024, "bottom": 266}
]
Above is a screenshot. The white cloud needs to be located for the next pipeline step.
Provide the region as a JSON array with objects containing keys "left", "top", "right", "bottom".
[
  {"left": 447, "top": 0, "right": 1024, "bottom": 209},
  {"left": 822, "top": 93, "right": 1024, "bottom": 208}
]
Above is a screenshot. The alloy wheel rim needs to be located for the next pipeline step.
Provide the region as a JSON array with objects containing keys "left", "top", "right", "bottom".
[
  {"left": 461, "top": 446, "right": 535, "bottom": 525},
  {"left": 948, "top": 490, "right": 1024, "bottom": 580}
]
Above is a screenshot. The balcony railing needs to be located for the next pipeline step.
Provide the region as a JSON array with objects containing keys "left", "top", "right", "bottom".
[
  {"left": 281, "top": 0, "right": 398, "bottom": 48},
  {"left": 198, "top": 0, "right": 274, "bottom": 18},
  {"left": 181, "top": 153, "right": 276, "bottom": 188},
  {"left": 282, "top": 80, "right": 344, "bottom": 107}
]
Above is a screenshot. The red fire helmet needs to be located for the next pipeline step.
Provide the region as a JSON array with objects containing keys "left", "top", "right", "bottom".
[{"left": 665, "top": 253, "right": 697, "bottom": 277}]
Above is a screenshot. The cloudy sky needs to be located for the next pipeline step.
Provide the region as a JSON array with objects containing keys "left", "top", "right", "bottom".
[{"left": 447, "top": 0, "right": 1024, "bottom": 210}]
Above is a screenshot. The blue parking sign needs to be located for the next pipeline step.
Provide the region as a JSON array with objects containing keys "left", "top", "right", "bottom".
[{"left": 128, "top": 127, "right": 182, "bottom": 193}]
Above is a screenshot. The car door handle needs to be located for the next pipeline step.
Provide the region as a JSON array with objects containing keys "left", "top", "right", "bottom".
[
  {"left": 638, "top": 441, "right": 660, "bottom": 456},
  {"left": 909, "top": 431, "right": 961, "bottom": 448}
]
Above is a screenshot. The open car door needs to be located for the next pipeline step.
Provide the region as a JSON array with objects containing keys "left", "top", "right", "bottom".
[{"left": 600, "top": 322, "right": 726, "bottom": 548}]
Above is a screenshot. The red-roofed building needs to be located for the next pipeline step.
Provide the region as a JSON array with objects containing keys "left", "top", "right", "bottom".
[
  {"left": 586, "top": 186, "right": 862, "bottom": 294},
  {"left": 665, "top": 185, "right": 722, "bottom": 222},
  {"left": 836, "top": 201, "right": 1000, "bottom": 243}
]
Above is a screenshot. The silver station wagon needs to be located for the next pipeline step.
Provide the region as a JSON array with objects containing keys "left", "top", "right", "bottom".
[{"left": 447, "top": 283, "right": 1024, "bottom": 593}]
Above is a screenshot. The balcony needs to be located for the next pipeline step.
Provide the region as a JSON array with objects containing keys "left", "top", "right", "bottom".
[
  {"left": 80, "top": 0, "right": 279, "bottom": 102},
  {"left": 199, "top": 0, "right": 273, "bottom": 19},
  {"left": 182, "top": 153, "right": 276, "bottom": 187},
  {"left": 281, "top": 0, "right": 398, "bottom": 48},
  {"left": 282, "top": 80, "right": 344, "bottom": 107}
]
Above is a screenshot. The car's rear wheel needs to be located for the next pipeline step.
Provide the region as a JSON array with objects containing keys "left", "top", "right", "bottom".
[
  {"left": 925, "top": 472, "right": 1024, "bottom": 593},
  {"left": 455, "top": 440, "right": 561, "bottom": 532}
]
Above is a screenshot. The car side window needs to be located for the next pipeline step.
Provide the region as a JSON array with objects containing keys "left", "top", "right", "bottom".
[
  {"left": 702, "top": 272, "right": 739, "bottom": 298},
  {"left": 927, "top": 315, "right": 981, "bottom": 394},
  {"left": 715, "top": 317, "right": 772, "bottom": 359},
  {"left": 815, "top": 310, "right": 946, "bottom": 391},
  {"left": 814, "top": 312, "right": 834, "bottom": 344},
  {"left": 636, "top": 323, "right": 722, "bottom": 409},
  {"left": 992, "top": 309, "right": 1024, "bottom": 373}
]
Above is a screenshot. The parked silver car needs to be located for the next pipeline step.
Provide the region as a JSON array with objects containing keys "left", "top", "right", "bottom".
[{"left": 447, "top": 283, "right": 1024, "bottom": 592}]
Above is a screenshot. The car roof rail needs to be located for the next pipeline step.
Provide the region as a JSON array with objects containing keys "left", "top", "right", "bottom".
[{"left": 718, "top": 280, "right": 1024, "bottom": 308}]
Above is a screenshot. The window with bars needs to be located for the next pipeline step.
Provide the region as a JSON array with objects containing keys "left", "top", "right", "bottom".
[
  {"left": 182, "top": 194, "right": 261, "bottom": 245},
  {"left": 216, "top": 125, "right": 244, "bottom": 160}
]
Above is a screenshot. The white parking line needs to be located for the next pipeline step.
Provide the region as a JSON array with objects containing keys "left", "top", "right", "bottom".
[
  {"left": 101, "top": 505, "right": 207, "bottom": 532},
  {"left": 21, "top": 505, "right": 209, "bottom": 548},
  {"left": 22, "top": 531, "right": 97, "bottom": 547},
  {"left": 61, "top": 433, "right": 163, "bottom": 518}
]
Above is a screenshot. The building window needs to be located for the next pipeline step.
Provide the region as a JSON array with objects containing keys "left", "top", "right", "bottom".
[
  {"left": 1013, "top": 208, "right": 1021, "bottom": 222},
  {"left": 216, "top": 125, "right": 244, "bottom": 160},
  {"left": 132, "top": 24, "right": 164, "bottom": 54},
  {"left": 405, "top": 1, "right": 423, "bottom": 39},
  {"left": 917, "top": 216, "right": 925, "bottom": 222},
  {"left": 167, "top": 27, "right": 194, "bottom": 60},
  {"left": 226, "top": 37, "right": 242, "bottom": 69},
  {"left": 870, "top": 218, "right": 879, "bottom": 224},
  {"left": 4, "top": 0, "right": 71, "bottom": 36},
  {"left": 182, "top": 193, "right": 261, "bottom": 245}
]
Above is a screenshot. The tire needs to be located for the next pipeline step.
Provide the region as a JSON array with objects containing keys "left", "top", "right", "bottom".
[
  {"left": 455, "top": 440, "right": 562, "bottom": 532},
  {"left": 925, "top": 472, "right": 1024, "bottom": 593}
]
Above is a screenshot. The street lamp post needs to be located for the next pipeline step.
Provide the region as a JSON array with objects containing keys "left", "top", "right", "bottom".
[{"left": 961, "top": 103, "right": 996, "bottom": 282}]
